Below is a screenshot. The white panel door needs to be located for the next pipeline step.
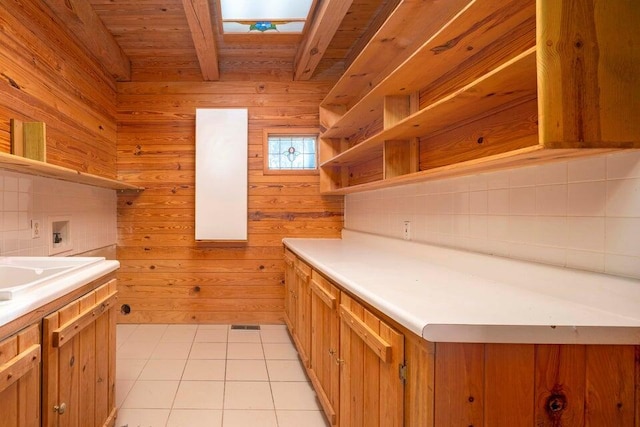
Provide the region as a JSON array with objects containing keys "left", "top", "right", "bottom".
[{"left": 195, "top": 108, "right": 248, "bottom": 240}]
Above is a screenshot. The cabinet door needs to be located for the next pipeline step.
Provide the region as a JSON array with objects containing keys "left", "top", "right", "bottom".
[
  {"left": 43, "top": 280, "right": 118, "bottom": 427},
  {"left": 0, "top": 324, "right": 40, "bottom": 427},
  {"left": 294, "top": 259, "right": 312, "bottom": 367},
  {"left": 309, "top": 271, "right": 340, "bottom": 425},
  {"left": 339, "top": 293, "right": 404, "bottom": 427},
  {"left": 283, "top": 250, "right": 297, "bottom": 332}
]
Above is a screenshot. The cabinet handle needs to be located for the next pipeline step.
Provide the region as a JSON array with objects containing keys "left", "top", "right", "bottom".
[
  {"left": 328, "top": 348, "right": 336, "bottom": 356},
  {"left": 310, "top": 279, "right": 337, "bottom": 309},
  {"left": 0, "top": 344, "right": 41, "bottom": 394},
  {"left": 53, "top": 403, "right": 67, "bottom": 415},
  {"left": 340, "top": 304, "right": 392, "bottom": 363},
  {"left": 51, "top": 290, "right": 117, "bottom": 348},
  {"left": 335, "top": 358, "right": 345, "bottom": 365}
]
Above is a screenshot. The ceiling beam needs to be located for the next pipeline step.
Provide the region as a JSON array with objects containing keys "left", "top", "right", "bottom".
[
  {"left": 41, "top": 0, "right": 131, "bottom": 81},
  {"left": 294, "top": 0, "right": 354, "bottom": 81},
  {"left": 182, "top": 0, "right": 220, "bottom": 81}
]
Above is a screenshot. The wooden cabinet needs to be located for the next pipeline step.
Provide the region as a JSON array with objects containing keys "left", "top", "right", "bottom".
[
  {"left": 0, "top": 323, "right": 41, "bottom": 427},
  {"left": 284, "top": 247, "right": 640, "bottom": 426},
  {"left": 318, "top": 0, "right": 639, "bottom": 194},
  {"left": 293, "top": 258, "right": 312, "bottom": 367},
  {"left": 284, "top": 250, "right": 312, "bottom": 368},
  {"left": 283, "top": 249, "right": 297, "bottom": 331},
  {"left": 339, "top": 293, "right": 405, "bottom": 427},
  {"left": 308, "top": 270, "right": 340, "bottom": 425},
  {"left": 42, "top": 279, "right": 118, "bottom": 427}
]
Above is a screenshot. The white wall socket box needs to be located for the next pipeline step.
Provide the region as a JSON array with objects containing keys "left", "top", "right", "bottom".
[
  {"left": 403, "top": 221, "right": 411, "bottom": 240},
  {"left": 49, "top": 216, "right": 72, "bottom": 255},
  {"left": 31, "top": 220, "right": 41, "bottom": 239}
]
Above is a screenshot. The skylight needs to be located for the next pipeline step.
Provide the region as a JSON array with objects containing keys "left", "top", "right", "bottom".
[{"left": 220, "top": 0, "right": 314, "bottom": 34}]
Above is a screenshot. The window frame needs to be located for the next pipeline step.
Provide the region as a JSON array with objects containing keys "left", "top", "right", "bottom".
[{"left": 262, "top": 127, "right": 319, "bottom": 175}]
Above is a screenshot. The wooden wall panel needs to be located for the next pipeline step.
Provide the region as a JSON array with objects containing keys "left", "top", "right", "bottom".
[
  {"left": 117, "top": 80, "right": 343, "bottom": 324},
  {"left": 0, "top": 0, "right": 117, "bottom": 178}
]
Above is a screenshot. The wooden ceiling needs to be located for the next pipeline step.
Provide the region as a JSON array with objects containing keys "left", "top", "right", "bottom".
[{"left": 43, "top": 0, "right": 399, "bottom": 82}]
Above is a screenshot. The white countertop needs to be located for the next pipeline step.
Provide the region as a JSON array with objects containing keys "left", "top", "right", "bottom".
[
  {"left": 0, "top": 260, "right": 119, "bottom": 328},
  {"left": 283, "top": 231, "right": 640, "bottom": 344}
]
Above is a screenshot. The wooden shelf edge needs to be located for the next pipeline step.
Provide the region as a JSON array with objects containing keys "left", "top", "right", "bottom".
[
  {"left": 320, "top": 146, "right": 623, "bottom": 195},
  {"left": 0, "top": 152, "right": 144, "bottom": 192},
  {"left": 321, "top": 0, "right": 535, "bottom": 137},
  {"left": 321, "top": 0, "right": 462, "bottom": 109},
  {"left": 321, "top": 48, "right": 537, "bottom": 166}
]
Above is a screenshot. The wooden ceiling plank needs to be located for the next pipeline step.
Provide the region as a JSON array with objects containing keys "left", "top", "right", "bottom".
[
  {"left": 42, "top": 0, "right": 131, "bottom": 81},
  {"left": 181, "top": 0, "right": 220, "bottom": 81},
  {"left": 294, "top": 0, "right": 354, "bottom": 81}
]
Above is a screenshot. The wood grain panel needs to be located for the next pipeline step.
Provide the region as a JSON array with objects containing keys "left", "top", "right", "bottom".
[
  {"left": 0, "top": 0, "right": 117, "bottom": 178},
  {"left": 117, "top": 80, "right": 342, "bottom": 323},
  {"left": 434, "top": 343, "right": 484, "bottom": 426}
]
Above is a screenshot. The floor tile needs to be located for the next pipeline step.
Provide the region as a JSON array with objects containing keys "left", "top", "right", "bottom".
[
  {"left": 182, "top": 359, "right": 226, "bottom": 381},
  {"left": 228, "top": 329, "right": 261, "bottom": 343},
  {"left": 190, "top": 342, "right": 227, "bottom": 359},
  {"left": 271, "top": 382, "right": 320, "bottom": 410},
  {"left": 198, "top": 324, "right": 229, "bottom": 330},
  {"left": 260, "top": 329, "right": 292, "bottom": 343},
  {"left": 115, "top": 380, "right": 135, "bottom": 409},
  {"left": 121, "top": 380, "right": 180, "bottom": 409},
  {"left": 162, "top": 324, "right": 198, "bottom": 342},
  {"left": 195, "top": 328, "right": 228, "bottom": 343},
  {"left": 226, "top": 359, "right": 268, "bottom": 381},
  {"left": 116, "top": 358, "right": 147, "bottom": 380},
  {"left": 117, "top": 341, "right": 157, "bottom": 360},
  {"left": 167, "top": 409, "right": 223, "bottom": 427},
  {"left": 262, "top": 342, "right": 299, "bottom": 360},
  {"left": 276, "top": 410, "right": 329, "bottom": 427},
  {"left": 173, "top": 381, "right": 225, "bottom": 409},
  {"left": 150, "top": 341, "right": 192, "bottom": 359},
  {"left": 139, "top": 359, "right": 186, "bottom": 381},
  {"left": 116, "top": 324, "right": 138, "bottom": 349},
  {"left": 259, "top": 324, "right": 288, "bottom": 331},
  {"left": 224, "top": 381, "right": 274, "bottom": 410},
  {"left": 115, "top": 408, "right": 170, "bottom": 427},
  {"left": 227, "top": 342, "right": 264, "bottom": 360},
  {"left": 129, "top": 324, "right": 168, "bottom": 343},
  {"left": 266, "top": 360, "right": 307, "bottom": 382},
  {"left": 222, "top": 410, "right": 278, "bottom": 427}
]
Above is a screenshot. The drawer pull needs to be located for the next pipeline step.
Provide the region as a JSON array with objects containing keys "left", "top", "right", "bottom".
[
  {"left": 0, "top": 344, "right": 41, "bottom": 394},
  {"left": 51, "top": 291, "right": 117, "bottom": 348},
  {"left": 340, "top": 305, "right": 391, "bottom": 363},
  {"left": 310, "top": 280, "right": 336, "bottom": 309},
  {"left": 54, "top": 403, "right": 67, "bottom": 415}
]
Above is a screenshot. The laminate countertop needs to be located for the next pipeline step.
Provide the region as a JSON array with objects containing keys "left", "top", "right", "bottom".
[{"left": 283, "top": 231, "right": 640, "bottom": 344}]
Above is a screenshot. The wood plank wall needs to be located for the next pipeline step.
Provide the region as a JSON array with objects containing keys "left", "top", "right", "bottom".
[
  {"left": 116, "top": 81, "right": 344, "bottom": 324},
  {"left": 0, "top": 0, "right": 118, "bottom": 178}
]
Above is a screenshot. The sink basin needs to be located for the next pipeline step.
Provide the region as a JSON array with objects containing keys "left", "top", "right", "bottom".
[{"left": 0, "top": 257, "right": 104, "bottom": 300}]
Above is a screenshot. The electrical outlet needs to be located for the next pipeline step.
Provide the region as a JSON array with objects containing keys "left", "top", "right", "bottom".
[
  {"left": 403, "top": 221, "right": 411, "bottom": 240},
  {"left": 31, "top": 220, "right": 41, "bottom": 239}
]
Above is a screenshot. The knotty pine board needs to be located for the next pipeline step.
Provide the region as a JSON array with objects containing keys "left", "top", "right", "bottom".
[
  {"left": 0, "top": 0, "right": 118, "bottom": 178},
  {"left": 117, "top": 80, "right": 343, "bottom": 324}
]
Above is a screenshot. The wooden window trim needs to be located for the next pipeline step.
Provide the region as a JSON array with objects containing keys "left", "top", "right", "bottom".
[{"left": 263, "top": 127, "right": 319, "bottom": 175}]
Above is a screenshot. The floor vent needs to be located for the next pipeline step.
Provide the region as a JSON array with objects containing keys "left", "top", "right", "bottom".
[{"left": 230, "top": 324, "right": 261, "bottom": 330}]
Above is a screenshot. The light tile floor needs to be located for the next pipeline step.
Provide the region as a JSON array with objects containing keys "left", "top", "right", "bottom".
[{"left": 116, "top": 324, "right": 329, "bottom": 427}]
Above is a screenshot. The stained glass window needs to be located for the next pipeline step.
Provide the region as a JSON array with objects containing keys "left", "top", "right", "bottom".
[
  {"left": 220, "top": 0, "right": 314, "bottom": 34},
  {"left": 266, "top": 134, "right": 317, "bottom": 171}
]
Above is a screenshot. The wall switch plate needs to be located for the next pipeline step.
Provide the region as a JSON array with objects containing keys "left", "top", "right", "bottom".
[
  {"left": 31, "top": 220, "right": 41, "bottom": 239},
  {"left": 403, "top": 221, "right": 411, "bottom": 240}
]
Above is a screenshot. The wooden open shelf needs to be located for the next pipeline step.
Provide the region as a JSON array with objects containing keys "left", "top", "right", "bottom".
[
  {"left": 318, "top": 0, "right": 639, "bottom": 195},
  {"left": 0, "top": 152, "right": 143, "bottom": 191}
]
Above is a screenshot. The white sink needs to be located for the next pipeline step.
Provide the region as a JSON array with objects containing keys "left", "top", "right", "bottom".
[{"left": 0, "top": 257, "right": 104, "bottom": 300}]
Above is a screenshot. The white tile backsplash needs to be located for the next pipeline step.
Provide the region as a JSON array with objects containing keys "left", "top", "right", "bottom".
[
  {"left": 0, "top": 170, "right": 116, "bottom": 256},
  {"left": 345, "top": 150, "right": 640, "bottom": 279}
]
